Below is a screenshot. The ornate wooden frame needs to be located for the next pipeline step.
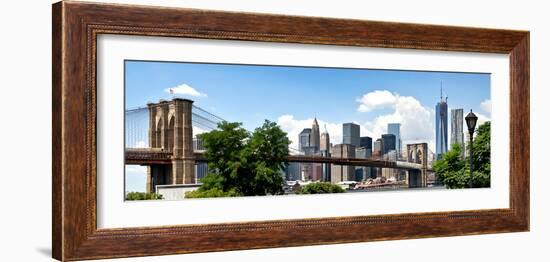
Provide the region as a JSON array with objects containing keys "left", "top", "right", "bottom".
[{"left": 52, "top": 1, "right": 530, "bottom": 261}]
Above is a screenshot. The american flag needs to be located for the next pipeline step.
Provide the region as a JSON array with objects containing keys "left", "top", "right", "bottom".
[{"left": 169, "top": 88, "right": 174, "bottom": 95}]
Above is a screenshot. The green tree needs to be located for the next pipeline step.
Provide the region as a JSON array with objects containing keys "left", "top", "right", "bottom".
[
  {"left": 188, "top": 120, "right": 290, "bottom": 198},
  {"left": 125, "top": 192, "right": 163, "bottom": 200},
  {"left": 471, "top": 121, "right": 491, "bottom": 177},
  {"left": 185, "top": 188, "right": 241, "bottom": 198},
  {"left": 198, "top": 121, "right": 249, "bottom": 193},
  {"left": 434, "top": 121, "right": 491, "bottom": 189},
  {"left": 297, "top": 182, "right": 345, "bottom": 194}
]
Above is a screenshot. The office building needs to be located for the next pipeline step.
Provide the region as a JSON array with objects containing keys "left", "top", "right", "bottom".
[
  {"left": 360, "top": 136, "right": 372, "bottom": 150},
  {"left": 355, "top": 147, "right": 373, "bottom": 180},
  {"left": 330, "top": 144, "right": 355, "bottom": 183},
  {"left": 381, "top": 134, "right": 396, "bottom": 155},
  {"left": 284, "top": 162, "right": 300, "bottom": 181},
  {"left": 435, "top": 87, "right": 448, "bottom": 159},
  {"left": 310, "top": 118, "right": 320, "bottom": 152},
  {"left": 320, "top": 126, "right": 331, "bottom": 182},
  {"left": 373, "top": 139, "right": 383, "bottom": 158},
  {"left": 450, "top": 108, "right": 465, "bottom": 157},
  {"left": 343, "top": 123, "right": 360, "bottom": 147},
  {"left": 387, "top": 123, "right": 402, "bottom": 158},
  {"left": 298, "top": 128, "right": 311, "bottom": 151}
]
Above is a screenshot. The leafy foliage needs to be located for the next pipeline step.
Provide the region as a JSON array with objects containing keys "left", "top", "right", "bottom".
[
  {"left": 186, "top": 120, "right": 290, "bottom": 198},
  {"left": 433, "top": 122, "right": 491, "bottom": 189},
  {"left": 297, "top": 182, "right": 346, "bottom": 194},
  {"left": 125, "top": 192, "right": 163, "bottom": 201},
  {"left": 185, "top": 188, "right": 241, "bottom": 198}
]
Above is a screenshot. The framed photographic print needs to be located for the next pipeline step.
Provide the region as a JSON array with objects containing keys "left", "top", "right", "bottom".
[{"left": 52, "top": 1, "right": 529, "bottom": 261}]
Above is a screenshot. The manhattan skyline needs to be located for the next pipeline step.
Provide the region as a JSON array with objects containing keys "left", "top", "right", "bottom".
[{"left": 125, "top": 60, "right": 491, "bottom": 192}]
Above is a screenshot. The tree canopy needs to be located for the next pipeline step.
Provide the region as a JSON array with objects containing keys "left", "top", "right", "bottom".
[
  {"left": 433, "top": 121, "right": 491, "bottom": 189},
  {"left": 297, "top": 182, "right": 345, "bottom": 194},
  {"left": 186, "top": 120, "right": 290, "bottom": 198}
]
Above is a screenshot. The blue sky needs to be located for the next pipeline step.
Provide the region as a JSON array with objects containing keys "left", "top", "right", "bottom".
[
  {"left": 125, "top": 60, "right": 490, "bottom": 126},
  {"left": 124, "top": 60, "right": 491, "bottom": 192}
]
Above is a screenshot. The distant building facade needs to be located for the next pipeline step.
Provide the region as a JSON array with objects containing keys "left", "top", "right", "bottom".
[
  {"left": 310, "top": 118, "right": 320, "bottom": 152},
  {"left": 343, "top": 123, "right": 360, "bottom": 147},
  {"left": 330, "top": 144, "right": 355, "bottom": 183},
  {"left": 299, "top": 128, "right": 312, "bottom": 151},
  {"left": 450, "top": 108, "right": 465, "bottom": 157},
  {"left": 355, "top": 146, "right": 373, "bottom": 180},
  {"left": 381, "top": 134, "right": 396, "bottom": 155},
  {"left": 298, "top": 119, "right": 323, "bottom": 181},
  {"left": 360, "top": 136, "right": 372, "bottom": 150},
  {"left": 387, "top": 123, "right": 402, "bottom": 158},
  {"left": 373, "top": 139, "right": 383, "bottom": 158},
  {"left": 320, "top": 126, "right": 331, "bottom": 182}
]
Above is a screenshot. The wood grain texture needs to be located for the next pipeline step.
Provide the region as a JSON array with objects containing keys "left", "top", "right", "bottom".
[{"left": 52, "top": 1, "right": 530, "bottom": 261}]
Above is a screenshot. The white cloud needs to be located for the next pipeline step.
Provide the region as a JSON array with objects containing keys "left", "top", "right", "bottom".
[
  {"left": 277, "top": 89, "right": 436, "bottom": 155},
  {"left": 356, "top": 90, "right": 397, "bottom": 112},
  {"left": 359, "top": 91, "right": 435, "bottom": 153},
  {"left": 480, "top": 99, "right": 491, "bottom": 116},
  {"left": 164, "top": 83, "right": 207, "bottom": 97}
]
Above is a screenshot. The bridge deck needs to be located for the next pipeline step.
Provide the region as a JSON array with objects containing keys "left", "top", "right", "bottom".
[{"left": 125, "top": 148, "right": 428, "bottom": 170}]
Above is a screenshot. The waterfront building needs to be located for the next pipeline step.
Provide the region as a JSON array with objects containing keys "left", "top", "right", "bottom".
[
  {"left": 355, "top": 146, "right": 373, "bottom": 180},
  {"left": 330, "top": 144, "right": 355, "bottom": 183},
  {"left": 284, "top": 162, "right": 301, "bottom": 181}
]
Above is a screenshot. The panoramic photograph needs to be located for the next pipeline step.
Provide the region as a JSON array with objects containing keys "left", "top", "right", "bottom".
[{"left": 123, "top": 60, "right": 491, "bottom": 201}]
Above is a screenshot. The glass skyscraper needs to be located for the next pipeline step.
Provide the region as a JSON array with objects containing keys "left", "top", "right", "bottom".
[
  {"left": 387, "top": 123, "right": 401, "bottom": 158},
  {"left": 435, "top": 93, "right": 448, "bottom": 159},
  {"left": 381, "top": 134, "right": 396, "bottom": 155},
  {"left": 298, "top": 128, "right": 312, "bottom": 151},
  {"left": 359, "top": 136, "right": 372, "bottom": 150},
  {"left": 343, "top": 123, "right": 360, "bottom": 147}
]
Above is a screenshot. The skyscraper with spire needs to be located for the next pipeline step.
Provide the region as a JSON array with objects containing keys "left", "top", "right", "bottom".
[
  {"left": 298, "top": 118, "right": 322, "bottom": 181},
  {"left": 310, "top": 117, "right": 320, "bottom": 152},
  {"left": 435, "top": 82, "right": 448, "bottom": 159},
  {"left": 320, "top": 124, "right": 331, "bottom": 182}
]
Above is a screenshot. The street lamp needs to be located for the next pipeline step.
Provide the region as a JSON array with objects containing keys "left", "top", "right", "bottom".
[{"left": 465, "top": 110, "right": 478, "bottom": 188}]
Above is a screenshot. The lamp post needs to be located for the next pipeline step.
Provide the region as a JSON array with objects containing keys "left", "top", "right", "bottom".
[{"left": 465, "top": 110, "right": 478, "bottom": 188}]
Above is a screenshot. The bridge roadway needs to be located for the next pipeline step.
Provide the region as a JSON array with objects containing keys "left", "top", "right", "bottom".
[{"left": 125, "top": 148, "right": 429, "bottom": 171}]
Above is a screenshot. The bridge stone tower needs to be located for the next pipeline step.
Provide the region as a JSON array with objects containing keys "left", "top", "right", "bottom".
[
  {"left": 146, "top": 98, "right": 195, "bottom": 192},
  {"left": 406, "top": 143, "right": 428, "bottom": 188}
]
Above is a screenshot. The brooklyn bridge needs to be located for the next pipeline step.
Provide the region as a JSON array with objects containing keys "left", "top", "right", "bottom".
[{"left": 125, "top": 98, "right": 432, "bottom": 193}]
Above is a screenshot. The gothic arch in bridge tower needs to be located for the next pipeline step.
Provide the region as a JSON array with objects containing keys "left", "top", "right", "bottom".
[
  {"left": 145, "top": 99, "right": 196, "bottom": 193},
  {"left": 166, "top": 114, "right": 175, "bottom": 151},
  {"left": 155, "top": 117, "right": 164, "bottom": 149}
]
